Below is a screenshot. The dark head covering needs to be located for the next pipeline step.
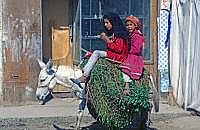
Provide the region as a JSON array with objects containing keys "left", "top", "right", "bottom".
[{"left": 102, "top": 12, "right": 128, "bottom": 40}]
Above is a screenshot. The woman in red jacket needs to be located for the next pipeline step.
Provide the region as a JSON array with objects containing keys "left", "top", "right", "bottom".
[
  {"left": 120, "top": 15, "right": 145, "bottom": 95},
  {"left": 71, "top": 12, "right": 129, "bottom": 89}
]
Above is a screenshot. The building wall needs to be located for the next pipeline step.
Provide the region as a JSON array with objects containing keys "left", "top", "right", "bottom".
[
  {"left": 0, "top": 0, "right": 3, "bottom": 103},
  {"left": 1, "top": 0, "right": 41, "bottom": 104},
  {"left": 0, "top": 0, "right": 75, "bottom": 104}
]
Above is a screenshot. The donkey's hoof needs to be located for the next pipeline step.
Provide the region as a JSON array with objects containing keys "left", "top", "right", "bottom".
[
  {"left": 70, "top": 78, "right": 83, "bottom": 89},
  {"left": 39, "top": 100, "right": 45, "bottom": 105}
]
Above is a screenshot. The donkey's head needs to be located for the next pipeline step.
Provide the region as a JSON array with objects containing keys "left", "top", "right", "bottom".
[
  {"left": 36, "top": 59, "right": 55, "bottom": 104},
  {"left": 37, "top": 59, "right": 55, "bottom": 87}
]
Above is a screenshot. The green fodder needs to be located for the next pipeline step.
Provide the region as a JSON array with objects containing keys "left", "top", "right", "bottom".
[{"left": 80, "top": 58, "right": 150, "bottom": 129}]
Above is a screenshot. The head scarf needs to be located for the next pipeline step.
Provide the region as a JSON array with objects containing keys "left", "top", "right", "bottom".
[
  {"left": 102, "top": 12, "right": 128, "bottom": 40},
  {"left": 125, "top": 15, "right": 142, "bottom": 31}
]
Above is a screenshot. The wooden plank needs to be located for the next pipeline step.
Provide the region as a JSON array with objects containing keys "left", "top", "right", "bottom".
[
  {"left": 52, "top": 26, "right": 73, "bottom": 66},
  {"left": 51, "top": 26, "right": 73, "bottom": 92},
  {"left": 144, "top": 0, "right": 158, "bottom": 91}
]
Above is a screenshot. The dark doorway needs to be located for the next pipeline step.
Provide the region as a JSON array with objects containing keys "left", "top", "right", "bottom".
[{"left": 41, "top": 0, "right": 72, "bottom": 62}]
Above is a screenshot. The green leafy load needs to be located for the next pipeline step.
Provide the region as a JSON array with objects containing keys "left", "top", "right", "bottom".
[{"left": 80, "top": 58, "right": 150, "bottom": 129}]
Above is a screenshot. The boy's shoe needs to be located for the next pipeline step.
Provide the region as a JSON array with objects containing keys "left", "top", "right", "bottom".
[
  {"left": 70, "top": 78, "right": 85, "bottom": 99},
  {"left": 70, "top": 78, "right": 83, "bottom": 89},
  {"left": 74, "top": 90, "right": 84, "bottom": 99}
]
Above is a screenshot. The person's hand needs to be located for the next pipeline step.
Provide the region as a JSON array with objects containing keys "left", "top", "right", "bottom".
[
  {"left": 100, "top": 32, "right": 110, "bottom": 42},
  {"left": 100, "top": 32, "right": 106, "bottom": 38}
]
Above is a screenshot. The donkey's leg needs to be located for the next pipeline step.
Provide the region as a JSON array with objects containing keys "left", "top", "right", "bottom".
[{"left": 74, "top": 97, "right": 87, "bottom": 130}]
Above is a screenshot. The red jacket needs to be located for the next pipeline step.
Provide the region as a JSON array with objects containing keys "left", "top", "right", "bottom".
[
  {"left": 120, "top": 30, "right": 144, "bottom": 79},
  {"left": 106, "top": 36, "right": 128, "bottom": 62}
]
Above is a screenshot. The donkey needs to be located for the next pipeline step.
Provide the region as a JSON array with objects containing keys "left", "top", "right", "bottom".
[{"left": 36, "top": 59, "right": 87, "bottom": 129}]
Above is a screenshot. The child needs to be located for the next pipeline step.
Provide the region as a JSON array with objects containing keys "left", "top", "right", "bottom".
[
  {"left": 70, "top": 12, "right": 129, "bottom": 89},
  {"left": 120, "top": 15, "right": 144, "bottom": 95}
]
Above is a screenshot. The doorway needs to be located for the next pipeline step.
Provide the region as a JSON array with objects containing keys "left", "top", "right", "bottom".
[
  {"left": 41, "top": 0, "right": 74, "bottom": 93},
  {"left": 41, "top": 0, "right": 72, "bottom": 61}
]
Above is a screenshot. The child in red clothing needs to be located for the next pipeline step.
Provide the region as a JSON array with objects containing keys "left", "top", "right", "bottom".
[
  {"left": 71, "top": 12, "right": 129, "bottom": 89},
  {"left": 120, "top": 15, "right": 145, "bottom": 95}
]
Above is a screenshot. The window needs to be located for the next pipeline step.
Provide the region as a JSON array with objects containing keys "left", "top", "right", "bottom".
[{"left": 80, "top": 0, "right": 151, "bottom": 61}]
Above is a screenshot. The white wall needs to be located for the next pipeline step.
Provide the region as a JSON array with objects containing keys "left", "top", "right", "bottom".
[
  {"left": 0, "top": 0, "right": 3, "bottom": 102},
  {"left": 170, "top": 0, "right": 200, "bottom": 112}
]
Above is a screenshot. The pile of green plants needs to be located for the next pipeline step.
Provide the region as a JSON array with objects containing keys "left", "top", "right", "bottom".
[{"left": 80, "top": 58, "right": 150, "bottom": 129}]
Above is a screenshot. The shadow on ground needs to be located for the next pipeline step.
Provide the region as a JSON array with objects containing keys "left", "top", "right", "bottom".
[{"left": 53, "top": 122, "right": 158, "bottom": 130}]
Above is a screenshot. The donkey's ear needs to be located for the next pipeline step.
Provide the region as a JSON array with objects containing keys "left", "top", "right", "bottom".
[
  {"left": 46, "top": 58, "right": 53, "bottom": 69},
  {"left": 37, "top": 59, "right": 46, "bottom": 69}
]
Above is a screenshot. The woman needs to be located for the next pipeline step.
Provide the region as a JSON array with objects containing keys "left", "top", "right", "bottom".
[{"left": 70, "top": 12, "right": 129, "bottom": 89}]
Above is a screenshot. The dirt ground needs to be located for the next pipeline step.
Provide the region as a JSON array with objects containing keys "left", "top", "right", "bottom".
[
  {"left": 0, "top": 111, "right": 199, "bottom": 130},
  {"left": 0, "top": 98, "right": 200, "bottom": 130}
]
